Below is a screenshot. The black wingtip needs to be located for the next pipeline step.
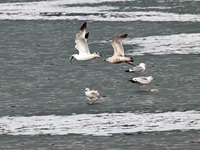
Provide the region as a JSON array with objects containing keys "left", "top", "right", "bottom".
[
  {"left": 80, "top": 22, "right": 86, "bottom": 31},
  {"left": 85, "top": 32, "right": 89, "bottom": 40},
  {"left": 120, "top": 33, "right": 128, "bottom": 38},
  {"left": 129, "top": 80, "right": 136, "bottom": 83},
  {"left": 125, "top": 70, "right": 129, "bottom": 72}
]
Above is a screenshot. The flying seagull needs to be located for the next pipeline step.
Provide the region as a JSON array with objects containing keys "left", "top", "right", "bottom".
[
  {"left": 85, "top": 88, "right": 105, "bottom": 104},
  {"left": 129, "top": 76, "right": 155, "bottom": 91},
  {"left": 105, "top": 34, "right": 134, "bottom": 65},
  {"left": 125, "top": 63, "right": 147, "bottom": 76},
  {"left": 70, "top": 22, "right": 100, "bottom": 64}
]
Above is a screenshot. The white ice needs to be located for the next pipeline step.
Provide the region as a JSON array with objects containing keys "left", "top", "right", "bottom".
[
  {"left": 124, "top": 33, "right": 200, "bottom": 55},
  {"left": 0, "top": 111, "right": 200, "bottom": 136},
  {"left": 0, "top": 0, "right": 199, "bottom": 21}
]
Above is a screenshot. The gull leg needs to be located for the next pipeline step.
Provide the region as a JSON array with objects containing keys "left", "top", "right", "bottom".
[
  {"left": 144, "top": 85, "right": 150, "bottom": 92},
  {"left": 89, "top": 100, "right": 94, "bottom": 105},
  {"left": 143, "top": 85, "right": 147, "bottom": 91},
  {"left": 138, "top": 85, "right": 141, "bottom": 92},
  {"left": 150, "top": 89, "right": 158, "bottom": 92},
  {"left": 126, "top": 62, "right": 135, "bottom": 66}
]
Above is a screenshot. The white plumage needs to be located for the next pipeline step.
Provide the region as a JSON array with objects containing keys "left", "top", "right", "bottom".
[
  {"left": 129, "top": 76, "right": 155, "bottom": 91},
  {"left": 105, "top": 34, "right": 133, "bottom": 64},
  {"left": 85, "top": 88, "right": 105, "bottom": 104},
  {"left": 70, "top": 22, "right": 100, "bottom": 64},
  {"left": 125, "top": 63, "right": 147, "bottom": 76}
]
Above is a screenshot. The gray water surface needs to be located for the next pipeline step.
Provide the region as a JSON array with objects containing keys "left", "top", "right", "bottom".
[{"left": 0, "top": 0, "right": 200, "bottom": 149}]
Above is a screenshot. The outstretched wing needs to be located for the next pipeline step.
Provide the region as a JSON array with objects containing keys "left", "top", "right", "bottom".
[
  {"left": 111, "top": 34, "right": 127, "bottom": 57},
  {"left": 75, "top": 22, "right": 90, "bottom": 55}
]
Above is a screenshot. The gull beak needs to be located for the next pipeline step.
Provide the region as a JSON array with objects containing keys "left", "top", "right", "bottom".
[
  {"left": 94, "top": 56, "right": 100, "bottom": 58},
  {"left": 69, "top": 55, "right": 74, "bottom": 64},
  {"left": 94, "top": 52, "right": 100, "bottom": 58},
  {"left": 130, "top": 57, "right": 134, "bottom": 62},
  {"left": 145, "top": 64, "right": 147, "bottom": 67}
]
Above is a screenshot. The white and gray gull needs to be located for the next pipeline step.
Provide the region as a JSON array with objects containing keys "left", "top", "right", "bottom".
[
  {"left": 125, "top": 63, "right": 147, "bottom": 76},
  {"left": 70, "top": 22, "right": 100, "bottom": 64},
  {"left": 105, "top": 34, "right": 134, "bottom": 65},
  {"left": 129, "top": 76, "right": 156, "bottom": 91},
  {"left": 85, "top": 88, "right": 105, "bottom": 104}
]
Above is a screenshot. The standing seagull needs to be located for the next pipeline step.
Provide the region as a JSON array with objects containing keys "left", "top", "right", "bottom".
[
  {"left": 129, "top": 76, "right": 155, "bottom": 91},
  {"left": 125, "top": 63, "right": 147, "bottom": 76},
  {"left": 85, "top": 88, "right": 105, "bottom": 104},
  {"left": 70, "top": 22, "right": 100, "bottom": 64},
  {"left": 105, "top": 34, "right": 134, "bottom": 65}
]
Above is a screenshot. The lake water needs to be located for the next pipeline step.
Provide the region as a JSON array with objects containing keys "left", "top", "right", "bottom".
[{"left": 0, "top": 0, "right": 200, "bottom": 149}]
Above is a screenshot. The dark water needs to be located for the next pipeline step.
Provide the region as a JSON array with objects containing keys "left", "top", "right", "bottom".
[
  {"left": 0, "top": 0, "right": 200, "bottom": 149},
  {"left": 1, "top": 131, "right": 200, "bottom": 150}
]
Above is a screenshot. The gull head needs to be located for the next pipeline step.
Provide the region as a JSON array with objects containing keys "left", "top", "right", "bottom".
[
  {"left": 132, "top": 78, "right": 138, "bottom": 82},
  {"left": 124, "top": 57, "right": 134, "bottom": 63},
  {"left": 123, "top": 57, "right": 134, "bottom": 62},
  {"left": 85, "top": 88, "right": 90, "bottom": 92},
  {"left": 127, "top": 57, "right": 134, "bottom": 62},
  {"left": 92, "top": 52, "right": 100, "bottom": 58},
  {"left": 140, "top": 63, "right": 147, "bottom": 67}
]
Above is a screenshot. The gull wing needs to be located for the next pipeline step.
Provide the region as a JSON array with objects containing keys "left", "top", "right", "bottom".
[
  {"left": 131, "top": 66, "right": 144, "bottom": 72},
  {"left": 75, "top": 22, "right": 90, "bottom": 55},
  {"left": 130, "top": 76, "right": 152, "bottom": 85},
  {"left": 111, "top": 34, "right": 127, "bottom": 57},
  {"left": 90, "top": 91, "right": 100, "bottom": 97},
  {"left": 140, "top": 77, "right": 148, "bottom": 81},
  {"left": 137, "top": 77, "right": 150, "bottom": 84}
]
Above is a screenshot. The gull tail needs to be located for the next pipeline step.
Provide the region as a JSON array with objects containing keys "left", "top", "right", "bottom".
[
  {"left": 100, "top": 94, "right": 106, "bottom": 98},
  {"left": 129, "top": 80, "right": 136, "bottom": 83},
  {"left": 125, "top": 70, "right": 130, "bottom": 72},
  {"left": 101, "top": 94, "right": 106, "bottom": 97}
]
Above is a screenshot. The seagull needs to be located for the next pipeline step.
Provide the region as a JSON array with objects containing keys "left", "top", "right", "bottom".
[
  {"left": 105, "top": 34, "right": 134, "bottom": 65},
  {"left": 129, "top": 76, "right": 155, "bottom": 91},
  {"left": 70, "top": 22, "right": 100, "bottom": 64},
  {"left": 85, "top": 88, "right": 105, "bottom": 104},
  {"left": 125, "top": 63, "right": 147, "bottom": 76}
]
